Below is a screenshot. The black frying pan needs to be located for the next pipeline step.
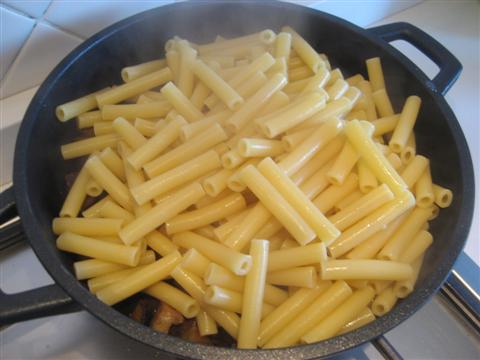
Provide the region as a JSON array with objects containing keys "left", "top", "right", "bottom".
[{"left": 0, "top": 1, "right": 475, "bottom": 359}]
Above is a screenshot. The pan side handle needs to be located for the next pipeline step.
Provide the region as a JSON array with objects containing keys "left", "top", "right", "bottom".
[{"left": 0, "top": 186, "right": 81, "bottom": 325}]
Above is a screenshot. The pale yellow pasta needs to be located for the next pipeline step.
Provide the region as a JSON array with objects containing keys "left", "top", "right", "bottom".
[
  {"left": 56, "top": 88, "right": 108, "bottom": 122},
  {"left": 60, "top": 163, "right": 90, "bottom": 217},
  {"left": 96, "top": 251, "right": 181, "bottom": 305},
  {"left": 81, "top": 196, "right": 111, "bottom": 218},
  {"left": 283, "top": 26, "right": 323, "bottom": 73},
  {"left": 85, "top": 178, "right": 103, "bottom": 197},
  {"left": 166, "top": 49, "right": 180, "bottom": 82},
  {"left": 328, "top": 184, "right": 394, "bottom": 231},
  {"left": 193, "top": 59, "right": 244, "bottom": 110},
  {"left": 221, "top": 149, "right": 246, "bottom": 169},
  {"left": 278, "top": 117, "right": 344, "bottom": 176},
  {"left": 258, "top": 157, "right": 340, "bottom": 242},
  {"left": 345, "top": 211, "right": 409, "bottom": 260},
  {"left": 334, "top": 190, "right": 363, "bottom": 212},
  {"left": 93, "top": 121, "right": 113, "bottom": 136},
  {"left": 387, "top": 152, "right": 403, "bottom": 171},
  {"left": 127, "top": 115, "right": 186, "bottom": 170},
  {"left": 322, "top": 259, "right": 412, "bottom": 281},
  {"left": 180, "top": 118, "right": 217, "bottom": 142},
  {"left": 87, "top": 265, "right": 147, "bottom": 293},
  {"left": 226, "top": 73, "right": 287, "bottom": 132},
  {"left": 200, "top": 54, "right": 235, "bottom": 68},
  {"left": 204, "top": 286, "right": 273, "bottom": 317},
  {"left": 97, "top": 147, "right": 125, "bottom": 181},
  {"left": 372, "top": 286, "right": 398, "bottom": 316},
  {"left": 121, "top": 59, "right": 166, "bottom": 82},
  {"left": 52, "top": 217, "right": 123, "bottom": 236},
  {"left": 343, "top": 86, "right": 362, "bottom": 107},
  {"left": 102, "top": 101, "right": 171, "bottom": 121},
  {"left": 356, "top": 80, "right": 377, "bottom": 121},
  {"left": 173, "top": 231, "right": 252, "bottom": 276},
  {"left": 328, "top": 194, "right": 414, "bottom": 258},
  {"left": 85, "top": 155, "right": 133, "bottom": 211},
  {"left": 299, "top": 159, "right": 335, "bottom": 200},
  {"left": 119, "top": 182, "right": 205, "bottom": 245},
  {"left": 283, "top": 77, "right": 309, "bottom": 94},
  {"left": 258, "top": 281, "right": 331, "bottom": 347},
  {"left": 327, "top": 142, "right": 359, "bottom": 186},
  {"left": 237, "top": 139, "right": 283, "bottom": 158},
  {"left": 313, "top": 173, "right": 359, "bottom": 213},
  {"left": 345, "top": 120, "right": 408, "bottom": 196},
  {"left": 170, "top": 266, "right": 240, "bottom": 339},
  {"left": 346, "top": 74, "right": 365, "bottom": 86},
  {"left": 223, "top": 203, "right": 271, "bottom": 250},
  {"left": 194, "top": 225, "right": 216, "bottom": 239},
  {"left": 181, "top": 248, "right": 211, "bottom": 277},
  {"left": 301, "top": 286, "right": 376, "bottom": 343},
  {"left": 366, "top": 57, "right": 386, "bottom": 91},
  {"left": 177, "top": 40, "right": 197, "bottom": 97},
  {"left": 111, "top": 117, "right": 147, "bottom": 150},
  {"left": 196, "top": 310, "right": 218, "bottom": 336},
  {"left": 239, "top": 165, "right": 316, "bottom": 245},
  {"left": 133, "top": 118, "right": 162, "bottom": 137},
  {"left": 145, "top": 281, "right": 200, "bottom": 318},
  {"left": 195, "top": 188, "right": 231, "bottom": 208},
  {"left": 281, "top": 128, "right": 312, "bottom": 152},
  {"left": 357, "top": 159, "right": 378, "bottom": 193},
  {"left": 97, "top": 68, "right": 172, "bottom": 106},
  {"left": 401, "top": 132, "right": 416, "bottom": 164},
  {"left": 161, "top": 82, "right": 204, "bottom": 122},
  {"left": 74, "top": 259, "right": 126, "bottom": 280},
  {"left": 61, "top": 134, "right": 120, "bottom": 160},
  {"left": 166, "top": 193, "right": 246, "bottom": 234},
  {"left": 257, "top": 90, "right": 290, "bottom": 116},
  {"left": 143, "top": 123, "right": 227, "bottom": 177},
  {"left": 57, "top": 232, "right": 141, "bottom": 266},
  {"left": 266, "top": 266, "right": 317, "bottom": 288},
  {"left": 190, "top": 82, "right": 211, "bottom": 110},
  {"left": 326, "top": 79, "right": 349, "bottom": 101},
  {"left": 198, "top": 30, "right": 275, "bottom": 55},
  {"left": 202, "top": 168, "right": 235, "bottom": 197},
  {"left": 338, "top": 308, "right": 376, "bottom": 335},
  {"left": 145, "top": 230, "right": 178, "bottom": 257},
  {"left": 288, "top": 66, "right": 314, "bottom": 82},
  {"left": 203, "top": 263, "right": 287, "bottom": 307},
  {"left": 291, "top": 136, "right": 344, "bottom": 186},
  {"left": 326, "top": 68, "right": 343, "bottom": 86},
  {"left": 372, "top": 88, "right": 395, "bottom": 117},
  {"left": 415, "top": 164, "right": 435, "bottom": 208},
  {"left": 432, "top": 184, "right": 453, "bottom": 208},
  {"left": 399, "top": 230, "right": 433, "bottom": 263},
  {"left": 258, "top": 92, "right": 326, "bottom": 138},
  {"left": 265, "top": 57, "right": 287, "bottom": 77},
  {"left": 298, "top": 98, "right": 351, "bottom": 130},
  {"left": 389, "top": 95, "right": 422, "bottom": 153},
  {"left": 394, "top": 255, "right": 424, "bottom": 298},
  {"left": 77, "top": 110, "right": 102, "bottom": 129},
  {"left": 132, "top": 150, "right": 221, "bottom": 205},
  {"left": 274, "top": 32, "right": 292, "bottom": 59},
  {"left": 268, "top": 242, "right": 326, "bottom": 272},
  {"left": 238, "top": 240, "right": 269, "bottom": 349},
  {"left": 264, "top": 281, "right": 352, "bottom": 348},
  {"left": 371, "top": 114, "right": 400, "bottom": 136},
  {"left": 400, "top": 155, "right": 429, "bottom": 189}
]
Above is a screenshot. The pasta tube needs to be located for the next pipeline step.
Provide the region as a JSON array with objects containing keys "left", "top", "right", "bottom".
[
  {"left": 399, "top": 230, "right": 433, "bottom": 263},
  {"left": 321, "top": 259, "right": 412, "bottom": 281},
  {"left": 266, "top": 266, "right": 317, "bottom": 288},
  {"left": 61, "top": 134, "right": 120, "bottom": 160},
  {"left": 327, "top": 141, "right": 359, "bottom": 186},
  {"left": 400, "top": 155, "right": 429, "bottom": 189},
  {"left": 119, "top": 182, "right": 205, "bottom": 245},
  {"left": 161, "top": 82, "right": 203, "bottom": 122},
  {"left": 301, "top": 286, "right": 376, "bottom": 343},
  {"left": 239, "top": 165, "right": 316, "bottom": 245},
  {"left": 60, "top": 163, "right": 90, "bottom": 217},
  {"left": 371, "top": 114, "right": 400, "bottom": 136},
  {"left": 96, "top": 251, "right": 182, "bottom": 305},
  {"left": 172, "top": 231, "right": 252, "bottom": 276},
  {"left": 56, "top": 88, "right": 107, "bottom": 121},
  {"left": 313, "top": 173, "right": 359, "bottom": 214},
  {"left": 389, "top": 96, "right": 421, "bottom": 153},
  {"left": 196, "top": 310, "right": 218, "bottom": 336},
  {"left": 258, "top": 157, "right": 340, "bottom": 242},
  {"left": 165, "top": 193, "right": 246, "bottom": 234},
  {"left": 394, "top": 255, "right": 424, "bottom": 298},
  {"left": 415, "top": 164, "right": 434, "bottom": 208},
  {"left": 432, "top": 184, "right": 453, "bottom": 208},
  {"left": 238, "top": 240, "right": 269, "bottom": 349},
  {"left": 338, "top": 308, "right": 375, "bottom": 335},
  {"left": 102, "top": 101, "right": 171, "bottom": 121},
  {"left": 283, "top": 26, "right": 323, "bottom": 73},
  {"left": 177, "top": 40, "right": 197, "bottom": 97},
  {"left": 52, "top": 217, "right": 123, "bottom": 236},
  {"left": 372, "top": 286, "right": 398, "bottom": 316},
  {"left": 372, "top": 88, "right": 395, "bottom": 117},
  {"left": 145, "top": 281, "right": 200, "bottom": 318},
  {"left": 366, "top": 57, "right": 386, "bottom": 91},
  {"left": 145, "top": 231, "right": 178, "bottom": 257},
  {"left": 57, "top": 232, "right": 141, "bottom": 266},
  {"left": 275, "top": 32, "right": 292, "bottom": 59},
  {"left": 121, "top": 59, "right": 166, "bottom": 82},
  {"left": 268, "top": 242, "right": 327, "bottom": 272},
  {"left": 181, "top": 248, "right": 211, "bottom": 277}
]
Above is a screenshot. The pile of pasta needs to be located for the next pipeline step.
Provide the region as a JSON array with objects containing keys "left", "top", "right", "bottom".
[{"left": 54, "top": 27, "right": 454, "bottom": 349}]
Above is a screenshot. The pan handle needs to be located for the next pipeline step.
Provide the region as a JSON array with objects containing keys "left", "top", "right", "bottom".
[
  {"left": 0, "top": 186, "right": 81, "bottom": 325},
  {"left": 368, "top": 22, "right": 462, "bottom": 95}
]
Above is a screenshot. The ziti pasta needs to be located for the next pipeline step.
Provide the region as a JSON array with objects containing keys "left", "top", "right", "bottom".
[{"left": 53, "top": 27, "right": 453, "bottom": 349}]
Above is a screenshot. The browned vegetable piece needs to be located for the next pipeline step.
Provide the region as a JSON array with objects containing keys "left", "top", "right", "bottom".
[
  {"left": 129, "top": 298, "right": 158, "bottom": 325},
  {"left": 150, "top": 302, "right": 184, "bottom": 333},
  {"left": 179, "top": 319, "right": 211, "bottom": 345}
]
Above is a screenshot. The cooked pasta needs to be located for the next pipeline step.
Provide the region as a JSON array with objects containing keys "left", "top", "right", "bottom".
[{"left": 54, "top": 27, "right": 451, "bottom": 349}]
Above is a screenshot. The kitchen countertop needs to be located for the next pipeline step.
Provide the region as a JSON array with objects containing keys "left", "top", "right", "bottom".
[{"left": 0, "top": 1, "right": 479, "bottom": 359}]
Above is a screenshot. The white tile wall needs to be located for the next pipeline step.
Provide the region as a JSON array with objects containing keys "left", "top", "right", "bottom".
[
  {"left": 0, "top": 6, "right": 35, "bottom": 80},
  {"left": 0, "top": 0, "right": 422, "bottom": 100}
]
